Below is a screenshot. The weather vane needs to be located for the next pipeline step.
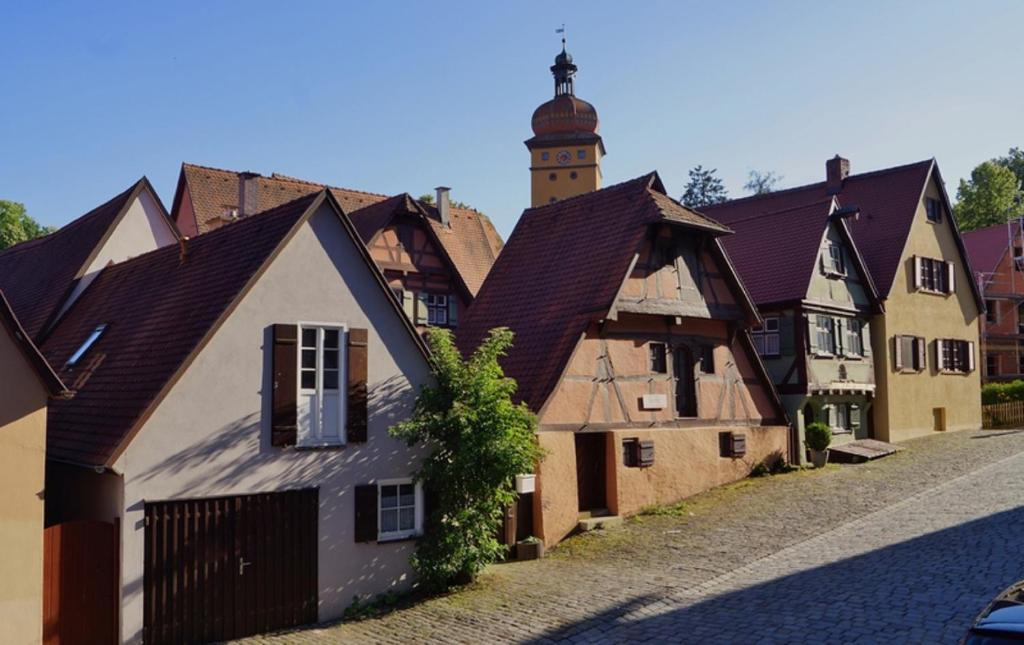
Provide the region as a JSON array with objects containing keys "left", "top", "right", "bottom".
[{"left": 556, "top": 24, "right": 566, "bottom": 48}]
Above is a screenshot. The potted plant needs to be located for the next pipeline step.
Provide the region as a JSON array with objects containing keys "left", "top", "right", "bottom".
[
  {"left": 805, "top": 421, "right": 832, "bottom": 468},
  {"left": 515, "top": 536, "right": 544, "bottom": 561}
]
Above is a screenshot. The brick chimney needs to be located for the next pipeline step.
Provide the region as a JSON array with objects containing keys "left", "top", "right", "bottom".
[
  {"left": 435, "top": 186, "right": 451, "bottom": 228},
  {"left": 826, "top": 155, "right": 850, "bottom": 195},
  {"left": 239, "top": 172, "right": 260, "bottom": 216}
]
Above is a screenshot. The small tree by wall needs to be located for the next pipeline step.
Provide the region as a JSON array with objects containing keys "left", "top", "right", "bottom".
[{"left": 390, "top": 327, "right": 542, "bottom": 591}]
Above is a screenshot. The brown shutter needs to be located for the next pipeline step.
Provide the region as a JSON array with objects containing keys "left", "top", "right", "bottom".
[
  {"left": 347, "top": 328, "right": 369, "bottom": 443},
  {"left": 353, "top": 484, "right": 378, "bottom": 542},
  {"left": 920, "top": 337, "right": 929, "bottom": 371},
  {"left": 272, "top": 324, "right": 298, "bottom": 446},
  {"left": 893, "top": 335, "right": 903, "bottom": 371}
]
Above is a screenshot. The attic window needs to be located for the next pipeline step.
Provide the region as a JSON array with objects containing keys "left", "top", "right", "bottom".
[{"left": 66, "top": 324, "right": 107, "bottom": 367}]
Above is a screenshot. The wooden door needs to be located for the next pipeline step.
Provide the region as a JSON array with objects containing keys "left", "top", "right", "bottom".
[
  {"left": 43, "top": 520, "right": 119, "bottom": 644},
  {"left": 143, "top": 489, "right": 318, "bottom": 644},
  {"left": 575, "top": 433, "right": 607, "bottom": 512},
  {"left": 674, "top": 346, "right": 697, "bottom": 417}
]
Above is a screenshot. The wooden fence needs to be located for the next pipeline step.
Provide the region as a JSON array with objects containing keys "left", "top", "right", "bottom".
[{"left": 982, "top": 401, "right": 1024, "bottom": 428}]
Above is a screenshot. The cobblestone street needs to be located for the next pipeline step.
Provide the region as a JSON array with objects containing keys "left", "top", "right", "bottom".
[{"left": 241, "top": 429, "right": 1024, "bottom": 644}]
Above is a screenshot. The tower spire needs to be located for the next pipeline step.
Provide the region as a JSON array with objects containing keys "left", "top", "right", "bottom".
[{"left": 551, "top": 26, "right": 577, "bottom": 97}]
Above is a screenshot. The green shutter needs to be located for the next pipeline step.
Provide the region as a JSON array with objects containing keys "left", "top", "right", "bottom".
[
  {"left": 448, "top": 296, "right": 458, "bottom": 327},
  {"left": 416, "top": 292, "right": 429, "bottom": 325}
]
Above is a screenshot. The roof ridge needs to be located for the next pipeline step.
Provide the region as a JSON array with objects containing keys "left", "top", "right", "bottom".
[
  {"left": 522, "top": 172, "right": 656, "bottom": 215},
  {"left": 724, "top": 198, "right": 834, "bottom": 226},
  {"left": 182, "top": 161, "right": 262, "bottom": 176},
  {"left": 707, "top": 159, "right": 935, "bottom": 210}
]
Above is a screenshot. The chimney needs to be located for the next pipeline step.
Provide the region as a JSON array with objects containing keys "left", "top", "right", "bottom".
[
  {"left": 239, "top": 172, "right": 260, "bottom": 216},
  {"left": 178, "top": 236, "right": 189, "bottom": 263},
  {"left": 435, "top": 186, "right": 451, "bottom": 228},
  {"left": 826, "top": 155, "right": 850, "bottom": 195}
]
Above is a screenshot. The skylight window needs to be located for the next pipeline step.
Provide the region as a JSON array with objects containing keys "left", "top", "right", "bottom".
[{"left": 66, "top": 324, "right": 107, "bottom": 367}]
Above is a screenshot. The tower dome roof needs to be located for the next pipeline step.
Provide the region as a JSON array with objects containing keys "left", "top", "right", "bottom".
[{"left": 531, "top": 94, "right": 599, "bottom": 136}]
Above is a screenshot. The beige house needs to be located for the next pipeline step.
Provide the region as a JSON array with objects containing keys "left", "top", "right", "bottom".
[
  {"left": 0, "top": 291, "right": 67, "bottom": 645},
  {"left": 39, "top": 191, "right": 433, "bottom": 642},
  {"left": 707, "top": 157, "right": 984, "bottom": 442}
]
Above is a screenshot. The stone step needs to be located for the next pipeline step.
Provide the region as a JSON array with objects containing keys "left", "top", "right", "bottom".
[{"left": 578, "top": 514, "right": 623, "bottom": 532}]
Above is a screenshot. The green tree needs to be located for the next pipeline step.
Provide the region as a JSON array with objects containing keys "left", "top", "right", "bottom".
[
  {"left": 681, "top": 165, "right": 728, "bottom": 208},
  {"left": 390, "top": 327, "right": 542, "bottom": 591},
  {"left": 0, "top": 200, "right": 54, "bottom": 250},
  {"left": 954, "top": 161, "right": 1024, "bottom": 231},
  {"left": 743, "top": 169, "right": 783, "bottom": 195},
  {"left": 996, "top": 147, "right": 1024, "bottom": 187}
]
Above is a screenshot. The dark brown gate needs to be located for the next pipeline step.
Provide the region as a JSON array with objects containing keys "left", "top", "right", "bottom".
[
  {"left": 43, "top": 520, "right": 119, "bottom": 644},
  {"left": 575, "top": 432, "right": 607, "bottom": 512},
  {"left": 143, "top": 489, "right": 318, "bottom": 644}
]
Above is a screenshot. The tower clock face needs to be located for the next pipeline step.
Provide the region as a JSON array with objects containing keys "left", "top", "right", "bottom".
[{"left": 555, "top": 150, "right": 572, "bottom": 166}]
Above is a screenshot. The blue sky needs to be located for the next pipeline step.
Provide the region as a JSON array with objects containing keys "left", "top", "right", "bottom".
[{"left": 2, "top": 1, "right": 1022, "bottom": 238}]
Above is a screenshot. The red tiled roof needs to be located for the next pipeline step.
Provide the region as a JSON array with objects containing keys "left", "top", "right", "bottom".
[
  {"left": 457, "top": 173, "right": 733, "bottom": 412},
  {"left": 0, "top": 180, "right": 143, "bottom": 341},
  {"left": 42, "top": 193, "right": 321, "bottom": 466},
  {"left": 174, "top": 163, "right": 503, "bottom": 295},
  {"left": 963, "top": 222, "right": 1019, "bottom": 278},
  {"left": 0, "top": 289, "right": 67, "bottom": 396},
  {"left": 704, "top": 160, "right": 935, "bottom": 299}
]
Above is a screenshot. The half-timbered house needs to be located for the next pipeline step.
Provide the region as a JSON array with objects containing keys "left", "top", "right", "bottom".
[
  {"left": 458, "top": 173, "right": 789, "bottom": 546},
  {"left": 170, "top": 163, "right": 503, "bottom": 333}
]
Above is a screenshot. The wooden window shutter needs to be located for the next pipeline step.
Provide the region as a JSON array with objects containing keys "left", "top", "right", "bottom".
[
  {"left": 271, "top": 324, "right": 298, "bottom": 447},
  {"left": 416, "top": 292, "right": 429, "bottom": 325},
  {"left": 851, "top": 404, "right": 861, "bottom": 429},
  {"left": 402, "top": 291, "right": 416, "bottom": 320},
  {"left": 893, "top": 335, "right": 903, "bottom": 371},
  {"left": 947, "top": 261, "right": 956, "bottom": 294},
  {"left": 448, "top": 296, "right": 458, "bottom": 327},
  {"left": 347, "top": 328, "right": 369, "bottom": 443},
  {"left": 913, "top": 256, "right": 922, "bottom": 290},
  {"left": 353, "top": 484, "right": 378, "bottom": 542},
  {"left": 968, "top": 341, "right": 976, "bottom": 371},
  {"left": 806, "top": 315, "right": 818, "bottom": 353},
  {"left": 834, "top": 318, "right": 844, "bottom": 356},
  {"left": 862, "top": 322, "right": 872, "bottom": 357},
  {"left": 933, "top": 338, "right": 943, "bottom": 371}
]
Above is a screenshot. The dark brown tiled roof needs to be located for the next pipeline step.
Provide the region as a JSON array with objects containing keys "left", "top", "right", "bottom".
[
  {"left": 0, "top": 289, "right": 67, "bottom": 396},
  {"left": 0, "top": 180, "right": 143, "bottom": 341},
  {"left": 456, "top": 172, "right": 734, "bottom": 412},
  {"left": 704, "top": 160, "right": 932, "bottom": 298},
  {"left": 174, "top": 163, "right": 503, "bottom": 295},
  {"left": 42, "top": 194, "right": 321, "bottom": 466},
  {"left": 717, "top": 200, "right": 836, "bottom": 306}
]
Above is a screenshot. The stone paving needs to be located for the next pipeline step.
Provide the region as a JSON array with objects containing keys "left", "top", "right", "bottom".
[{"left": 240, "top": 429, "right": 1024, "bottom": 644}]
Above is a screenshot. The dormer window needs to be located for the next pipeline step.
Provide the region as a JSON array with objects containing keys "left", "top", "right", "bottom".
[
  {"left": 822, "top": 242, "right": 845, "bottom": 276},
  {"left": 66, "top": 324, "right": 107, "bottom": 367}
]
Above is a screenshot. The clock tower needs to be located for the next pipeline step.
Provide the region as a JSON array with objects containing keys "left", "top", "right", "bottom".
[{"left": 526, "top": 40, "right": 605, "bottom": 207}]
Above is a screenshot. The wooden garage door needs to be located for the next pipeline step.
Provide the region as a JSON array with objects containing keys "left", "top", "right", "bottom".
[{"left": 143, "top": 489, "right": 318, "bottom": 644}]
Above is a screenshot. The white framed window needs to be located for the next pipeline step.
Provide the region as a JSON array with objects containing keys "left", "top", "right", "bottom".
[
  {"left": 426, "top": 293, "right": 448, "bottom": 326},
  {"left": 752, "top": 317, "right": 780, "bottom": 356},
  {"left": 298, "top": 323, "right": 347, "bottom": 447},
  {"left": 845, "top": 319, "right": 863, "bottom": 357},
  {"left": 378, "top": 479, "right": 423, "bottom": 541},
  {"left": 914, "top": 256, "right": 953, "bottom": 294},
  {"left": 815, "top": 315, "right": 835, "bottom": 354},
  {"left": 823, "top": 242, "right": 845, "bottom": 275}
]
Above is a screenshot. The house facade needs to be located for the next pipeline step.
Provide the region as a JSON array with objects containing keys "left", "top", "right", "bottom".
[
  {"left": 0, "top": 293, "right": 67, "bottom": 645},
  {"left": 170, "top": 163, "right": 503, "bottom": 333},
  {"left": 963, "top": 221, "right": 1024, "bottom": 382},
  {"left": 33, "top": 191, "right": 433, "bottom": 642},
  {"left": 706, "top": 198, "right": 882, "bottom": 461},
  {"left": 459, "top": 174, "right": 790, "bottom": 546},
  {"left": 706, "top": 157, "right": 984, "bottom": 442}
]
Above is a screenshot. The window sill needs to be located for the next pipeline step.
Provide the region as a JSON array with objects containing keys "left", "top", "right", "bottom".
[
  {"left": 812, "top": 352, "right": 835, "bottom": 359},
  {"left": 938, "top": 369, "right": 972, "bottom": 376},
  {"left": 823, "top": 271, "right": 847, "bottom": 280},
  {"left": 917, "top": 288, "right": 951, "bottom": 297},
  {"left": 831, "top": 428, "right": 853, "bottom": 435},
  {"left": 377, "top": 532, "right": 422, "bottom": 544},
  {"left": 839, "top": 354, "right": 864, "bottom": 361},
  {"left": 898, "top": 368, "right": 925, "bottom": 374},
  {"left": 295, "top": 441, "right": 346, "bottom": 451}
]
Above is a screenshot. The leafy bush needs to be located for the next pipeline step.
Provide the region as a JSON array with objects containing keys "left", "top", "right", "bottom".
[
  {"left": 804, "top": 422, "right": 832, "bottom": 452},
  {"left": 390, "top": 327, "right": 543, "bottom": 592},
  {"left": 982, "top": 380, "right": 1024, "bottom": 405}
]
